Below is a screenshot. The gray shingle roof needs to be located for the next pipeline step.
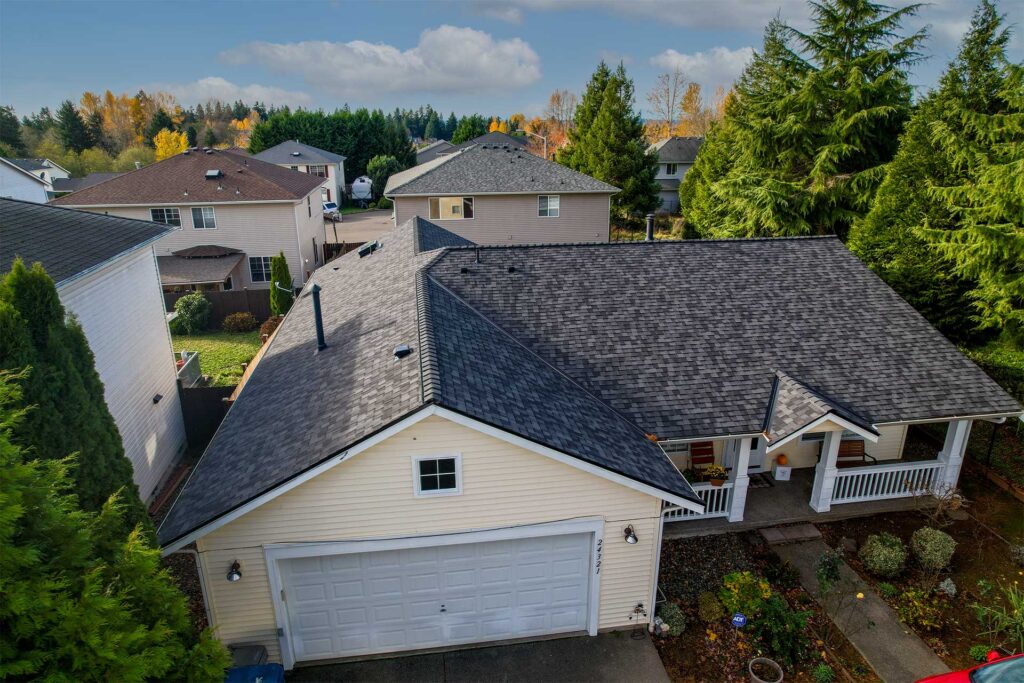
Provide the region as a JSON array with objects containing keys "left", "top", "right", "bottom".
[
  {"left": 157, "top": 224, "right": 1021, "bottom": 548},
  {"left": 251, "top": 140, "right": 346, "bottom": 165},
  {"left": 157, "top": 251, "right": 244, "bottom": 285},
  {"left": 1, "top": 197, "right": 172, "bottom": 285},
  {"left": 385, "top": 145, "right": 619, "bottom": 196},
  {"left": 766, "top": 372, "right": 877, "bottom": 443},
  {"left": 651, "top": 137, "right": 704, "bottom": 164},
  {"left": 416, "top": 140, "right": 456, "bottom": 165},
  {"left": 6, "top": 157, "right": 49, "bottom": 173},
  {"left": 452, "top": 131, "right": 528, "bottom": 151},
  {"left": 52, "top": 172, "right": 124, "bottom": 193}
]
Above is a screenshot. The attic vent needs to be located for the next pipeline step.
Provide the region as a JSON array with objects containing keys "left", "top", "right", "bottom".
[
  {"left": 205, "top": 169, "right": 223, "bottom": 179},
  {"left": 393, "top": 344, "right": 412, "bottom": 360},
  {"left": 507, "top": 266, "right": 516, "bottom": 273},
  {"left": 291, "top": 151, "right": 301, "bottom": 157},
  {"left": 183, "top": 149, "right": 190, "bottom": 155},
  {"left": 357, "top": 240, "right": 379, "bottom": 258},
  {"left": 205, "top": 149, "right": 213, "bottom": 155}
]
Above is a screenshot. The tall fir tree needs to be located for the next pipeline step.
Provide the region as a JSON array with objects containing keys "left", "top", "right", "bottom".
[
  {"left": 424, "top": 112, "right": 442, "bottom": 140},
  {"left": 144, "top": 108, "right": 174, "bottom": 148},
  {"left": 850, "top": 0, "right": 1012, "bottom": 343},
  {"left": 56, "top": 100, "right": 93, "bottom": 153},
  {"left": 269, "top": 252, "right": 294, "bottom": 316},
  {"left": 444, "top": 112, "right": 458, "bottom": 140},
  {"left": 0, "top": 105, "right": 26, "bottom": 155}
]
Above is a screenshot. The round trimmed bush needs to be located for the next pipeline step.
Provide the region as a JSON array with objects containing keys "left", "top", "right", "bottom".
[
  {"left": 697, "top": 591, "right": 724, "bottom": 623},
  {"left": 656, "top": 602, "right": 687, "bottom": 636},
  {"left": 259, "top": 314, "right": 284, "bottom": 339},
  {"left": 222, "top": 311, "right": 258, "bottom": 333},
  {"left": 169, "top": 292, "right": 211, "bottom": 335},
  {"left": 911, "top": 527, "right": 956, "bottom": 572},
  {"left": 858, "top": 532, "right": 907, "bottom": 578}
]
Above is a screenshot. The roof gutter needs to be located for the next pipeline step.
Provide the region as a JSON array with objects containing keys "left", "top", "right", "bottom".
[
  {"left": 386, "top": 189, "right": 620, "bottom": 199},
  {"left": 873, "top": 410, "right": 1023, "bottom": 426}
]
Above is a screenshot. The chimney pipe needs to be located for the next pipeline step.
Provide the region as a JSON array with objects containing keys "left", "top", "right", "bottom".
[
  {"left": 645, "top": 214, "right": 655, "bottom": 242},
  {"left": 311, "top": 284, "right": 327, "bottom": 351}
]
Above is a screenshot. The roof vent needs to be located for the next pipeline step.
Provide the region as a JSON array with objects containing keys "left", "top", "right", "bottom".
[
  {"left": 460, "top": 266, "right": 470, "bottom": 274},
  {"left": 357, "top": 240, "right": 379, "bottom": 258},
  {"left": 183, "top": 149, "right": 190, "bottom": 155},
  {"left": 205, "top": 149, "right": 214, "bottom": 155},
  {"left": 205, "top": 169, "right": 223, "bottom": 179},
  {"left": 291, "top": 151, "right": 301, "bottom": 157},
  {"left": 393, "top": 344, "right": 412, "bottom": 360},
  {"left": 507, "top": 266, "right": 516, "bottom": 273}
]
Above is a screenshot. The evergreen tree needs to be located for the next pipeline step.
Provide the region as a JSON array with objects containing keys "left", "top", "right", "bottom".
[
  {"left": 56, "top": 100, "right": 93, "bottom": 153},
  {"left": 850, "top": 0, "right": 1012, "bottom": 343},
  {"left": 559, "top": 63, "right": 659, "bottom": 216},
  {"left": 0, "top": 372, "right": 231, "bottom": 681},
  {"left": 0, "top": 260, "right": 148, "bottom": 533},
  {"left": 186, "top": 124, "right": 198, "bottom": 147},
  {"left": 367, "top": 154, "right": 401, "bottom": 199},
  {"left": 444, "top": 112, "right": 458, "bottom": 140},
  {"left": 269, "top": 252, "right": 294, "bottom": 316},
  {"left": 203, "top": 128, "right": 217, "bottom": 147},
  {"left": 0, "top": 105, "right": 25, "bottom": 155},
  {"left": 451, "top": 115, "right": 488, "bottom": 144},
  {"left": 424, "top": 112, "right": 442, "bottom": 140},
  {"left": 85, "top": 110, "right": 107, "bottom": 152},
  {"left": 144, "top": 108, "right": 174, "bottom": 148}
]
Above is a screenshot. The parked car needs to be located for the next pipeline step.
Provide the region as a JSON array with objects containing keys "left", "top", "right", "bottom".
[
  {"left": 323, "top": 201, "right": 341, "bottom": 221},
  {"left": 916, "top": 652, "right": 1022, "bottom": 682}
]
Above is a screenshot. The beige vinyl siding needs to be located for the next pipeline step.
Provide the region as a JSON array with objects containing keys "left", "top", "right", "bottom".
[
  {"left": 76, "top": 203, "right": 305, "bottom": 288},
  {"left": 292, "top": 190, "right": 327, "bottom": 281},
  {"left": 196, "top": 415, "right": 662, "bottom": 661},
  {"left": 393, "top": 193, "right": 612, "bottom": 245},
  {"left": 58, "top": 246, "right": 186, "bottom": 501}
]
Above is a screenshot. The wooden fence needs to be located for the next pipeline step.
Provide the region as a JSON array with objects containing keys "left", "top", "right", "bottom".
[
  {"left": 177, "top": 384, "right": 235, "bottom": 448},
  {"left": 165, "top": 289, "right": 272, "bottom": 327},
  {"left": 323, "top": 242, "right": 361, "bottom": 263}
]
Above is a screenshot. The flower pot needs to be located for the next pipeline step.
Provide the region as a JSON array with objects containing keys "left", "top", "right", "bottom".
[
  {"left": 710, "top": 478, "right": 726, "bottom": 487},
  {"left": 749, "top": 657, "right": 783, "bottom": 683}
]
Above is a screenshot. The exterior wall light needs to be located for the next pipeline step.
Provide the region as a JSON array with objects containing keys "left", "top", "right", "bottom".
[
  {"left": 624, "top": 525, "right": 638, "bottom": 544},
  {"left": 226, "top": 561, "right": 242, "bottom": 582}
]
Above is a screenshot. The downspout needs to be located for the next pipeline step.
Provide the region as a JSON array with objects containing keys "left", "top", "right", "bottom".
[
  {"left": 170, "top": 548, "right": 214, "bottom": 628},
  {"left": 648, "top": 505, "right": 668, "bottom": 632}
]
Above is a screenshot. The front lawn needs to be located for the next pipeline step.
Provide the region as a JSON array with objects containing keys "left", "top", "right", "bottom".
[{"left": 172, "top": 330, "right": 262, "bottom": 387}]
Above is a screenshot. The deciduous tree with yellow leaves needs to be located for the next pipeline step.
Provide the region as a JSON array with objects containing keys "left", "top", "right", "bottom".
[{"left": 153, "top": 128, "right": 188, "bottom": 161}]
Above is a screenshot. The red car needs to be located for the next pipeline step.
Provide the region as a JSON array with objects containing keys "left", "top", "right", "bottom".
[{"left": 916, "top": 652, "right": 1023, "bottom": 682}]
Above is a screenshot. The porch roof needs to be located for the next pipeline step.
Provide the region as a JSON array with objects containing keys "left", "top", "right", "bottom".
[{"left": 764, "top": 372, "right": 879, "bottom": 447}]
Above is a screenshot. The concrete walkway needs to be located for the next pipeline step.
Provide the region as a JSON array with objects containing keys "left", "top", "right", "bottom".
[
  {"left": 287, "top": 632, "right": 670, "bottom": 683},
  {"left": 773, "top": 538, "right": 949, "bottom": 683}
]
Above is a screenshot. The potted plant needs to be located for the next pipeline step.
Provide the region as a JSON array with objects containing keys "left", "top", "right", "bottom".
[
  {"left": 749, "top": 657, "right": 783, "bottom": 683},
  {"left": 704, "top": 464, "right": 728, "bottom": 486}
]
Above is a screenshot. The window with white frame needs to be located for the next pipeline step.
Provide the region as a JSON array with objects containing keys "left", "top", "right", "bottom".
[
  {"left": 666, "top": 163, "right": 678, "bottom": 175},
  {"left": 249, "top": 256, "right": 273, "bottom": 283},
  {"left": 538, "top": 195, "right": 560, "bottom": 217},
  {"left": 307, "top": 164, "right": 327, "bottom": 178},
  {"left": 150, "top": 207, "right": 181, "bottom": 226},
  {"left": 413, "top": 455, "right": 461, "bottom": 496},
  {"left": 191, "top": 206, "right": 217, "bottom": 229},
  {"left": 428, "top": 197, "right": 474, "bottom": 220}
]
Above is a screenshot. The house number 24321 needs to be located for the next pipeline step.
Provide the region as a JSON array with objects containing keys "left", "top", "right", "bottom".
[{"left": 594, "top": 538, "right": 603, "bottom": 575}]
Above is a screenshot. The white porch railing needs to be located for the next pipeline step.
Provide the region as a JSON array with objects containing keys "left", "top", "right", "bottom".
[
  {"left": 664, "top": 482, "right": 734, "bottom": 520},
  {"left": 832, "top": 460, "right": 945, "bottom": 504}
]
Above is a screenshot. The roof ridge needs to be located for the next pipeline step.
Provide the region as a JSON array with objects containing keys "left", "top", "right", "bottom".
[
  {"left": 387, "top": 149, "right": 466, "bottom": 194},
  {"left": 438, "top": 234, "right": 841, "bottom": 252},
  {"left": 7, "top": 196, "right": 174, "bottom": 233},
  {"left": 415, "top": 270, "right": 441, "bottom": 404},
  {"left": 217, "top": 150, "right": 307, "bottom": 196}
]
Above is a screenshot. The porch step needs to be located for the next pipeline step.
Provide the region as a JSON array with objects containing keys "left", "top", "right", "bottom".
[{"left": 760, "top": 523, "right": 821, "bottom": 546}]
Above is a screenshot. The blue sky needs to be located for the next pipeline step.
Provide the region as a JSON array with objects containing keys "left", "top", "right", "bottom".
[{"left": 1, "top": 0, "right": 1020, "bottom": 120}]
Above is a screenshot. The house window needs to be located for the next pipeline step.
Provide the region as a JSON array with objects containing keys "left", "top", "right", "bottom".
[
  {"left": 666, "top": 163, "right": 678, "bottom": 175},
  {"left": 428, "top": 197, "right": 474, "bottom": 220},
  {"left": 321, "top": 187, "right": 331, "bottom": 202},
  {"left": 290, "top": 165, "right": 299, "bottom": 171},
  {"left": 307, "top": 195, "right": 312, "bottom": 217},
  {"left": 538, "top": 195, "right": 560, "bottom": 217},
  {"left": 307, "top": 164, "right": 327, "bottom": 178},
  {"left": 150, "top": 207, "right": 181, "bottom": 226},
  {"left": 249, "top": 256, "right": 273, "bottom": 283},
  {"left": 191, "top": 206, "right": 217, "bottom": 229},
  {"left": 413, "top": 455, "right": 462, "bottom": 496}
]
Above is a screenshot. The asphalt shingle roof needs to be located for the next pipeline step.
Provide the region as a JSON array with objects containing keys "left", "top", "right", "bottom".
[
  {"left": 385, "top": 144, "right": 619, "bottom": 196},
  {"left": 50, "top": 149, "right": 323, "bottom": 206},
  {"left": 416, "top": 140, "right": 456, "bottom": 165},
  {"left": 5, "top": 157, "right": 50, "bottom": 173},
  {"left": 0, "top": 197, "right": 172, "bottom": 284},
  {"left": 451, "top": 131, "right": 528, "bottom": 151},
  {"left": 52, "top": 172, "right": 124, "bottom": 193},
  {"left": 157, "top": 223, "right": 1021, "bottom": 548},
  {"left": 766, "top": 372, "right": 877, "bottom": 443},
  {"left": 251, "top": 140, "right": 346, "bottom": 165},
  {"left": 157, "top": 251, "right": 245, "bottom": 285},
  {"left": 651, "top": 137, "right": 704, "bottom": 164}
]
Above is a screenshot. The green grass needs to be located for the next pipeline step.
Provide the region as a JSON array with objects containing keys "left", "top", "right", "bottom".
[
  {"left": 172, "top": 330, "right": 262, "bottom": 387},
  {"left": 969, "top": 337, "right": 1024, "bottom": 372}
]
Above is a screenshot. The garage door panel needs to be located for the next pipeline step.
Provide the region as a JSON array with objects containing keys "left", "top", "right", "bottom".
[{"left": 280, "top": 531, "right": 593, "bottom": 662}]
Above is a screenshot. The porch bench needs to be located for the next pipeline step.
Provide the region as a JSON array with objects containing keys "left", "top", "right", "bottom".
[
  {"left": 834, "top": 440, "right": 878, "bottom": 468},
  {"left": 689, "top": 441, "right": 716, "bottom": 470}
]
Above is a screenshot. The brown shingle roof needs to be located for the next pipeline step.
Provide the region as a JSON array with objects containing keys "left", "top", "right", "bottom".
[{"left": 50, "top": 149, "right": 323, "bottom": 206}]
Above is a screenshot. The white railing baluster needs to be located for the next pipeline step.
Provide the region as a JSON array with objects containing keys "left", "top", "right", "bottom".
[
  {"left": 832, "top": 461, "right": 945, "bottom": 505},
  {"left": 663, "top": 482, "right": 735, "bottom": 521}
]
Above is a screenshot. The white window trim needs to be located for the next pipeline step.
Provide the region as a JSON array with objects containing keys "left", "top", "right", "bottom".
[
  {"left": 150, "top": 207, "right": 181, "bottom": 226},
  {"left": 411, "top": 453, "right": 462, "bottom": 497},
  {"left": 428, "top": 196, "right": 475, "bottom": 221},
  {"left": 538, "top": 195, "right": 560, "bottom": 218},
  {"left": 191, "top": 206, "right": 217, "bottom": 230},
  {"left": 249, "top": 255, "right": 273, "bottom": 283}
]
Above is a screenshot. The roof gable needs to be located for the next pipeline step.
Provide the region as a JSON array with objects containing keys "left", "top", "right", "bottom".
[
  {"left": 651, "top": 137, "right": 704, "bottom": 163},
  {"left": 251, "top": 140, "right": 347, "bottom": 165}
]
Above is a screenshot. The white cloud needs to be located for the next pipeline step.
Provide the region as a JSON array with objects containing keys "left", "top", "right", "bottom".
[
  {"left": 221, "top": 25, "right": 541, "bottom": 97},
  {"left": 513, "top": 0, "right": 809, "bottom": 31},
  {"left": 651, "top": 46, "right": 755, "bottom": 93},
  {"left": 471, "top": 2, "right": 523, "bottom": 23},
  {"left": 158, "top": 76, "right": 312, "bottom": 106}
]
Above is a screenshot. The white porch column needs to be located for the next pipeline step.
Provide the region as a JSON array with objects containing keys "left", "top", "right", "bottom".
[
  {"left": 728, "top": 437, "right": 752, "bottom": 522},
  {"left": 937, "top": 419, "right": 972, "bottom": 489},
  {"left": 810, "top": 430, "right": 841, "bottom": 513}
]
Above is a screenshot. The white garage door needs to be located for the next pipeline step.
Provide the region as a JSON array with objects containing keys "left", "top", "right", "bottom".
[{"left": 279, "top": 533, "right": 593, "bottom": 662}]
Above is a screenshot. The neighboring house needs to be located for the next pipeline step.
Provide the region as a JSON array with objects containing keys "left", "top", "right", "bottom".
[
  {"left": 0, "top": 198, "right": 188, "bottom": 502},
  {"left": 0, "top": 157, "right": 51, "bottom": 202},
  {"left": 51, "top": 171, "right": 124, "bottom": 195},
  {"left": 50, "top": 149, "right": 326, "bottom": 291},
  {"left": 649, "top": 136, "right": 703, "bottom": 213},
  {"left": 385, "top": 144, "right": 618, "bottom": 244},
  {"left": 156, "top": 218, "right": 1020, "bottom": 669},
  {"left": 251, "top": 140, "right": 346, "bottom": 205},
  {"left": 5, "top": 157, "right": 71, "bottom": 198},
  {"left": 451, "top": 131, "right": 528, "bottom": 153},
  {"left": 416, "top": 139, "right": 455, "bottom": 165}
]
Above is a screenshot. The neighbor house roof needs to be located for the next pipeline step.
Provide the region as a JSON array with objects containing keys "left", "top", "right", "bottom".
[
  {"left": 0, "top": 197, "right": 173, "bottom": 285},
  {"left": 0, "top": 157, "right": 50, "bottom": 186},
  {"left": 49, "top": 149, "right": 324, "bottom": 206},
  {"left": 416, "top": 139, "right": 456, "bottom": 165},
  {"left": 251, "top": 140, "right": 346, "bottom": 165},
  {"left": 5, "top": 157, "right": 70, "bottom": 175},
  {"left": 157, "top": 221, "right": 1022, "bottom": 549},
  {"left": 157, "top": 245, "right": 245, "bottom": 286},
  {"left": 384, "top": 144, "right": 619, "bottom": 196},
  {"left": 650, "top": 137, "right": 704, "bottom": 164},
  {"left": 52, "top": 172, "right": 124, "bottom": 194},
  {"left": 451, "top": 131, "right": 528, "bottom": 152}
]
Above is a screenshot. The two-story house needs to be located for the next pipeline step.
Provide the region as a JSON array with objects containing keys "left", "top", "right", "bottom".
[
  {"left": 650, "top": 136, "right": 703, "bottom": 213},
  {"left": 385, "top": 143, "right": 618, "bottom": 245},
  {"left": 50, "top": 149, "right": 326, "bottom": 292},
  {"left": 2, "top": 157, "right": 70, "bottom": 199},
  {"left": 252, "top": 140, "right": 346, "bottom": 205}
]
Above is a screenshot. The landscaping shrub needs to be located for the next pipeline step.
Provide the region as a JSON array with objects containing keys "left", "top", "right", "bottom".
[
  {"left": 719, "top": 571, "right": 772, "bottom": 617},
  {"left": 268, "top": 252, "right": 294, "bottom": 316},
  {"left": 969, "top": 644, "right": 991, "bottom": 662},
  {"left": 368, "top": 201, "right": 378, "bottom": 209},
  {"left": 656, "top": 602, "right": 687, "bottom": 636},
  {"left": 764, "top": 554, "right": 801, "bottom": 590},
  {"left": 377, "top": 197, "right": 392, "bottom": 210},
  {"left": 815, "top": 548, "right": 844, "bottom": 593},
  {"left": 911, "top": 527, "right": 956, "bottom": 572},
  {"left": 973, "top": 580, "right": 1024, "bottom": 652},
  {"left": 878, "top": 582, "right": 899, "bottom": 600},
  {"left": 938, "top": 577, "right": 957, "bottom": 598},
  {"left": 859, "top": 532, "right": 907, "bottom": 578},
  {"left": 897, "top": 588, "right": 943, "bottom": 631},
  {"left": 751, "top": 595, "right": 810, "bottom": 667},
  {"left": 169, "top": 292, "right": 211, "bottom": 335},
  {"left": 698, "top": 591, "right": 725, "bottom": 623},
  {"left": 812, "top": 663, "right": 836, "bottom": 683},
  {"left": 260, "top": 315, "right": 284, "bottom": 339},
  {"left": 1010, "top": 544, "right": 1024, "bottom": 567},
  {"left": 222, "top": 312, "right": 257, "bottom": 333}
]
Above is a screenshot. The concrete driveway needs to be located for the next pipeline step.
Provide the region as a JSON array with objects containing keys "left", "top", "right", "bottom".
[
  {"left": 324, "top": 209, "right": 393, "bottom": 245},
  {"left": 287, "top": 632, "right": 670, "bottom": 683}
]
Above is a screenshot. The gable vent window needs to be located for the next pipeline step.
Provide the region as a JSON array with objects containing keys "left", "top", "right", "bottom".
[
  {"left": 191, "top": 206, "right": 217, "bottom": 229},
  {"left": 413, "top": 455, "right": 461, "bottom": 497},
  {"left": 150, "top": 207, "right": 181, "bottom": 226},
  {"left": 538, "top": 195, "right": 560, "bottom": 218}
]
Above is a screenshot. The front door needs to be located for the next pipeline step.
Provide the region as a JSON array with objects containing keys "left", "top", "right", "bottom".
[{"left": 723, "top": 438, "right": 766, "bottom": 473}]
